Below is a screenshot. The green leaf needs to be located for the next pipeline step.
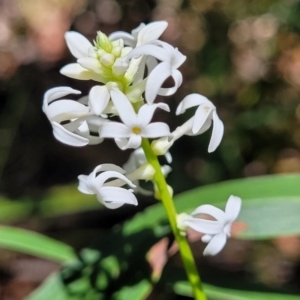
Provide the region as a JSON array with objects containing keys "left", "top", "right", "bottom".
[
  {"left": 113, "top": 280, "right": 152, "bottom": 300},
  {"left": 0, "top": 226, "right": 76, "bottom": 263},
  {"left": 24, "top": 273, "right": 74, "bottom": 300},
  {"left": 124, "top": 175, "right": 300, "bottom": 239},
  {"left": 175, "top": 281, "right": 300, "bottom": 300}
]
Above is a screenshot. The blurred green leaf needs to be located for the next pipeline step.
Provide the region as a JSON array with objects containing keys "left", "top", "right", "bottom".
[
  {"left": 175, "top": 281, "right": 300, "bottom": 300},
  {"left": 0, "top": 226, "right": 76, "bottom": 263},
  {"left": 112, "top": 280, "right": 152, "bottom": 300},
  {"left": 24, "top": 273, "right": 76, "bottom": 300},
  {"left": 125, "top": 175, "right": 300, "bottom": 239}
]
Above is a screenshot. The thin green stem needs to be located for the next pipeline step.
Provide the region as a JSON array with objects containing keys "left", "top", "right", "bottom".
[{"left": 141, "top": 139, "right": 207, "bottom": 300}]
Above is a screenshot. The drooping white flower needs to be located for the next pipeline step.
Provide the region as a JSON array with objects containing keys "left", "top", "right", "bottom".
[
  {"left": 115, "top": 40, "right": 186, "bottom": 104},
  {"left": 43, "top": 86, "right": 106, "bottom": 146},
  {"left": 100, "top": 89, "right": 171, "bottom": 150},
  {"left": 178, "top": 196, "right": 242, "bottom": 256},
  {"left": 78, "top": 164, "right": 138, "bottom": 209},
  {"left": 152, "top": 93, "right": 224, "bottom": 155}
]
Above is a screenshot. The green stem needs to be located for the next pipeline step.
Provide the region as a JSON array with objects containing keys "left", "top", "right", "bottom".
[{"left": 141, "top": 139, "right": 207, "bottom": 300}]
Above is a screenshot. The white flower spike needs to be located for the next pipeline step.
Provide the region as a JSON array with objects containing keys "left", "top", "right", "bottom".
[
  {"left": 43, "top": 86, "right": 105, "bottom": 146},
  {"left": 78, "top": 164, "right": 138, "bottom": 209},
  {"left": 179, "top": 196, "right": 242, "bottom": 256},
  {"left": 100, "top": 89, "right": 171, "bottom": 150}
]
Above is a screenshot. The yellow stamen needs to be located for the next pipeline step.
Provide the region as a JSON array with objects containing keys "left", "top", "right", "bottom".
[{"left": 132, "top": 127, "right": 141, "bottom": 134}]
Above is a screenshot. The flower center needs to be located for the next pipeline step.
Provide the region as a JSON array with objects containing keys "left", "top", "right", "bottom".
[{"left": 132, "top": 126, "right": 142, "bottom": 134}]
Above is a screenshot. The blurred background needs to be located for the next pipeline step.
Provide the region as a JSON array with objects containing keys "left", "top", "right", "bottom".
[{"left": 0, "top": 0, "right": 300, "bottom": 299}]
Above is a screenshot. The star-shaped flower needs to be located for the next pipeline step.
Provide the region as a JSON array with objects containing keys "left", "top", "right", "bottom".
[
  {"left": 100, "top": 89, "right": 170, "bottom": 150},
  {"left": 178, "top": 196, "right": 242, "bottom": 256}
]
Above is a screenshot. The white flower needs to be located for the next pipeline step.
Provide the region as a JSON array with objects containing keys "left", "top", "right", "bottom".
[
  {"left": 43, "top": 86, "right": 106, "bottom": 146},
  {"left": 179, "top": 196, "right": 242, "bottom": 256},
  {"left": 78, "top": 164, "right": 138, "bottom": 209},
  {"left": 100, "top": 89, "right": 171, "bottom": 150},
  {"left": 176, "top": 94, "right": 224, "bottom": 152},
  {"left": 117, "top": 40, "right": 186, "bottom": 104},
  {"left": 152, "top": 93, "right": 224, "bottom": 155}
]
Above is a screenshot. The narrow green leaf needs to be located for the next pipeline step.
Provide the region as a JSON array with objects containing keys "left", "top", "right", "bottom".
[
  {"left": 0, "top": 226, "right": 76, "bottom": 263},
  {"left": 174, "top": 281, "right": 300, "bottom": 300},
  {"left": 124, "top": 175, "right": 300, "bottom": 239}
]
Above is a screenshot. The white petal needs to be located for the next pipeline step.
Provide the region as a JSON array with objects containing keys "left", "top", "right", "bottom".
[
  {"left": 184, "top": 218, "right": 224, "bottom": 235},
  {"left": 208, "top": 111, "right": 224, "bottom": 153},
  {"left": 43, "top": 86, "right": 81, "bottom": 112},
  {"left": 145, "top": 62, "right": 172, "bottom": 104},
  {"left": 78, "top": 57, "right": 102, "bottom": 73},
  {"left": 110, "top": 89, "right": 137, "bottom": 127},
  {"left": 51, "top": 122, "right": 89, "bottom": 146},
  {"left": 115, "top": 138, "right": 129, "bottom": 150},
  {"left": 100, "top": 122, "right": 131, "bottom": 138},
  {"left": 46, "top": 100, "right": 90, "bottom": 122},
  {"left": 65, "top": 31, "right": 93, "bottom": 59},
  {"left": 143, "top": 123, "right": 170, "bottom": 138},
  {"left": 60, "top": 63, "right": 107, "bottom": 82},
  {"left": 176, "top": 93, "right": 213, "bottom": 115},
  {"left": 136, "top": 21, "right": 168, "bottom": 46},
  {"left": 95, "top": 170, "right": 136, "bottom": 188},
  {"left": 137, "top": 103, "right": 170, "bottom": 128},
  {"left": 89, "top": 85, "right": 110, "bottom": 116},
  {"left": 124, "top": 44, "right": 171, "bottom": 63},
  {"left": 97, "top": 186, "right": 138, "bottom": 208},
  {"left": 203, "top": 233, "right": 227, "bottom": 256},
  {"left": 78, "top": 175, "right": 94, "bottom": 194},
  {"left": 158, "top": 69, "right": 182, "bottom": 97},
  {"left": 125, "top": 134, "right": 142, "bottom": 149},
  {"left": 192, "top": 106, "right": 213, "bottom": 134},
  {"left": 191, "top": 204, "right": 226, "bottom": 223},
  {"left": 225, "top": 196, "right": 242, "bottom": 223},
  {"left": 93, "top": 163, "right": 126, "bottom": 175},
  {"left": 146, "top": 56, "right": 158, "bottom": 74},
  {"left": 109, "top": 31, "right": 135, "bottom": 46}
]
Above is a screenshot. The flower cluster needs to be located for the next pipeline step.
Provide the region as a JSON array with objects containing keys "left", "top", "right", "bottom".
[{"left": 43, "top": 21, "right": 241, "bottom": 255}]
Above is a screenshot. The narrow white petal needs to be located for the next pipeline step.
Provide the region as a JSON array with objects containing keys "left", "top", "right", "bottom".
[
  {"left": 115, "top": 138, "right": 129, "bottom": 150},
  {"left": 192, "top": 106, "right": 213, "bottom": 134},
  {"left": 89, "top": 85, "right": 110, "bottom": 116},
  {"left": 158, "top": 69, "right": 182, "bottom": 97},
  {"left": 146, "top": 56, "right": 158, "bottom": 74},
  {"left": 92, "top": 163, "right": 126, "bottom": 175},
  {"left": 143, "top": 123, "right": 170, "bottom": 138},
  {"left": 208, "top": 111, "right": 224, "bottom": 153},
  {"left": 51, "top": 122, "right": 89, "bottom": 146},
  {"left": 184, "top": 218, "right": 224, "bottom": 234},
  {"left": 95, "top": 171, "right": 136, "bottom": 188},
  {"left": 78, "top": 175, "right": 94, "bottom": 194},
  {"left": 97, "top": 186, "right": 138, "bottom": 208},
  {"left": 109, "top": 31, "right": 135, "bottom": 46},
  {"left": 225, "top": 196, "right": 242, "bottom": 223},
  {"left": 60, "top": 63, "right": 107, "bottom": 82},
  {"left": 136, "top": 21, "right": 168, "bottom": 46},
  {"left": 46, "top": 100, "right": 90, "bottom": 122},
  {"left": 65, "top": 31, "right": 93, "bottom": 59},
  {"left": 100, "top": 122, "right": 131, "bottom": 138},
  {"left": 137, "top": 103, "right": 170, "bottom": 128},
  {"left": 110, "top": 89, "right": 137, "bottom": 127},
  {"left": 124, "top": 44, "right": 171, "bottom": 63},
  {"left": 191, "top": 204, "right": 226, "bottom": 223},
  {"left": 145, "top": 62, "right": 172, "bottom": 104},
  {"left": 176, "top": 93, "right": 213, "bottom": 115},
  {"left": 203, "top": 233, "right": 227, "bottom": 256}
]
